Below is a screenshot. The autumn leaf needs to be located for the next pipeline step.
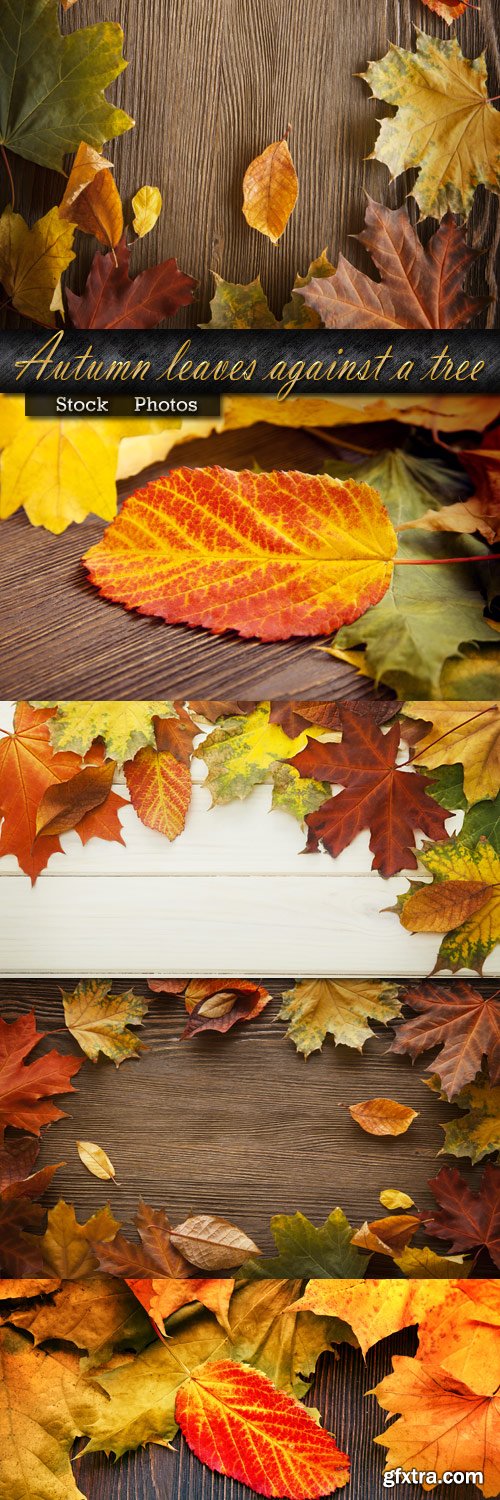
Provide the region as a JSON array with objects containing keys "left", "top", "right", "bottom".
[
  {"left": 0, "top": 416, "right": 126, "bottom": 533},
  {"left": 180, "top": 979, "right": 271, "bottom": 1039},
  {"left": 0, "top": 206, "right": 76, "bottom": 324},
  {"left": 6, "top": 1272, "right": 152, "bottom": 1363},
  {"left": 421, "top": 0, "right": 467, "bottom": 18},
  {"left": 408, "top": 701, "right": 500, "bottom": 804},
  {"left": 59, "top": 142, "right": 123, "bottom": 247},
  {"left": 452, "top": 426, "right": 500, "bottom": 545},
  {"left": 394, "top": 1246, "right": 472, "bottom": 1278},
  {"left": 242, "top": 132, "right": 298, "bottom": 244},
  {"left": 348, "top": 1099, "right": 418, "bottom": 1136},
  {"left": 380, "top": 1190, "right": 415, "bottom": 1211},
  {"left": 396, "top": 836, "right": 500, "bottom": 974},
  {"left": 124, "top": 717, "right": 193, "bottom": 841},
  {"left": 423, "top": 1163, "right": 500, "bottom": 1267},
  {"left": 175, "top": 1359, "right": 350, "bottom": 1498},
  {"left": 0, "top": 0, "right": 133, "bottom": 172},
  {"left": 371, "top": 1357, "right": 500, "bottom": 1498},
  {"left": 281, "top": 252, "right": 337, "bottom": 328},
  {"left": 290, "top": 1280, "right": 451, "bottom": 1356},
  {"left": 390, "top": 980, "right": 500, "bottom": 1099},
  {"left": 41, "top": 1201, "right": 121, "bottom": 1279},
  {"left": 351, "top": 1214, "right": 420, "bottom": 1257},
  {"left": 202, "top": 253, "right": 335, "bottom": 329},
  {"left": 292, "top": 708, "right": 448, "bottom": 877},
  {"left": 91, "top": 1199, "right": 192, "bottom": 1279},
  {"left": 0, "top": 702, "right": 83, "bottom": 879},
  {"left": 299, "top": 200, "right": 486, "bottom": 329},
  {"left": 0, "top": 1012, "right": 82, "bottom": 1142},
  {"left": 76, "top": 1141, "right": 116, "bottom": 1181},
  {"left": 40, "top": 700, "right": 175, "bottom": 762},
  {"left": 128, "top": 1275, "right": 235, "bottom": 1334},
  {"left": 132, "top": 186, "right": 163, "bottom": 238},
  {"left": 61, "top": 979, "right": 148, "bottom": 1065},
  {"left": 35, "top": 758, "right": 117, "bottom": 837},
  {"left": 417, "top": 1282, "right": 500, "bottom": 1395},
  {"left": 170, "top": 1214, "right": 261, "bottom": 1271},
  {"left": 0, "top": 1327, "right": 108, "bottom": 1500},
  {"left": 201, "top": 702, "right": 335, "bottom": 805},
  {"left": 278, "top": 979, "right": 402, "bottom": 1057},
  {"left": 239, "top": 1209, "right": 370, "bottom": 1280},
  {"left": 362, "top": 30, "right": 500, "bottom": 219},
  {"left": 429, "top": 1075, "right": 500, "bottom": 1165},
  {"left": 83, "top": 467, "right": 397, "bottom": 641},
  {"left": 67, "top": 235, "right": 197, "bottom": 327},
  {"left": 0, "top": 1133, "right": 62, "bottom": 1276},
  {"left": 270, "top": 763, "right": 331, "bottom": 825}
]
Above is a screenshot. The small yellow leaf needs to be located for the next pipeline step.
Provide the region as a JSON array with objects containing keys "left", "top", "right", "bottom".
[
  {"left": 132, "top": 185, "right": 163, "bottom": 238},
  {"left": 76, "top": 1140, "right": 115, "bottom": 1180},
  {"left": 380, "top": 1189, "right": 415, "bottom": 1211},
  {"left": 242, "top": 133, "right": 298, "bottom": 244}
]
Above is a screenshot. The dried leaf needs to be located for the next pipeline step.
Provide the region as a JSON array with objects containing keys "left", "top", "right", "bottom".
[
  {"left": 201, "top": 274, "right": 280, "bottom": 328},
  {"left": 239, "top": 1208, "right": 370, "bottom": 1281},
  {"left": 61, "top": 979, "right": 148, "bottom": 1065},
  {"left": 40, "top": 700, "right": 175, "bottom": 762},
  {"left": 7, "top": 1272, "right": 152, "bottom": 1362},
  {"left": 124, "top": 739, "right": 192, "bottom": 841},
  {"left": 59, "top": 142, "right": 123, "bottom": 247},
  {"left": 391, "top": 980, "right": 500, "bottom": 1099},
  {"left": 0, "top": 417, "right": 125, "bottom": 533},
  {"left": 201, "top": 703, "right": 333, "bottom": 805},
  {"left": 348, "top": 1098, "right": 418, "bottom": 1136},
  {"left": 290, "top": 1280, "right": 451, "bottom": 1356},
  {"left": 170, "top": 1214, "right": 261, "bottom": 1272},
  {"left": 0, "top": 1012, "right": 82, "bottom": 1141},
  {"left": 420, "top": 0, "right": 467, "bottom": 18},
  {"left": 35, "top": 758, "right": 117, "bottom": 837},
  {"left": 67, "top": 235, "right": 197, "bottom": 327},
  {"left": 76, "top": 1141, "right": 116, "bottom": 1181},
  {"left": 181, "top": 981, "right": 271, "bottom": 1039},
  {"left": 408, "top": 701, "right": 500, "bottom": 804},
  {"left": 278, "top": 979, "right": 401, "bottom": 1057},
  {"left": 83, "top": 468, "right": 397, "bottom": 641},
  {"left": 242, "top": 134, "right": 298, "bottom": 243},
  {"left": 0, "top": 0, "right": 133, "bottom": 171},
  {"left": 351, "top": 1214, "right": 420, "bottom": 1256},
  {"left": 372, "top": 1357, "right": 500, "bottom": 1498},
  {"left": 379, "top": 1190, "right": 415, "bottom": 1211},
  {"left": 0, "top": 206, "right": 75, "bottom": 323},
  {"left": 91, "top": 1199, "right": 191, "bottom": 1279},
  {"left": 132, "top": 186, "right": 163, "bottom": 237},
  {"left": 429, "top": 1075, "right": 500, "bottom": 1165},
  {"left": 423, "top": 1163, "right": 500, "bottom": 1268},
  {"left": 0, "top": 1327, "right": 108, "bottom": 1500},
  {"left": 0, "top": 703, "right": 83, "bottom": 879},
  {"left": 40, "top": 1201, "right": 121, "bottom": 1279},
  {"left": 362, "top": 30, "right": 500, "bottom": 218},
  {"left": 396, "top": 836, "right": 500, "bottom": 974},
  {"left": 127, "top": 1275, "right": 235, "bottom": 1334}
]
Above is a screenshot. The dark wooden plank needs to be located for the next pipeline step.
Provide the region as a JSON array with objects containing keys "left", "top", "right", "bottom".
[
  {"left": 2, "top": 978, "right": 493, "bottom": 1500},
  {"left": 1, "top": 0, "right": 498, "bottom": 327},
  {"left": 0, "top": 420, "right": 393, "bottom": 698}
]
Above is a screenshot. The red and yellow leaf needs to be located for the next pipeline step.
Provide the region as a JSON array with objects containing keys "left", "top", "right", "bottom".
[{"left": 0, "top": 703, "right": 81, "bottom": 881}]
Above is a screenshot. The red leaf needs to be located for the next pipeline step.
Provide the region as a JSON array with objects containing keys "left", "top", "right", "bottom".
[
  {"left": 175, "top": 1359, "right": 350, "bottom": 1498},
  {"left": 0, "top": 1012, "right": 82, "bottom": 1141},
  {"left": 292, "top": 707, "right": 448, "bottom": 877},
  {"left": 125, "top": 745, "right": 192, "bottom": 841},
  {"left": 0, "top": 703, "right": 82, "bottom": 882},
  {"left": 423, "top": 1164, "right": 500, "bottom": 1269},
  {"left": 66, "top": 236, "right": 197, "bottom": 328}
]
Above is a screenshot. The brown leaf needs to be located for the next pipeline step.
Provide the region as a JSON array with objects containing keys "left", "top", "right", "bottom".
[
  {"left": 147, "top": 978, "right": 190, "bottom": 995},
  {"left": 93, "top": 1199, "right": 192, "bottom": 1279},
  {"left": 170, "top": 1213, "right": 261, "bottom": 1271},
  {"left": 35, "top": 759, "right": 116, "bottom": 837},
  {"left": 66, "top": 235, "right": 197, "bottom": 328},
  {"left": 154, "top": 712, "right": 198, "bottom": 766},
  {"left": 181, "top": 981, "right": 271, "bottom": 1038},
  {"left": 348, "top": 1098, "right": 418, "bottom": 1136},
  {"left": 242, "top": 133, "right": 298, "bottom": 243},
  {"left": 59, "top": 141, "right": 124, "bottom": 247},
  {"left": 351, "top": 1214, "right": 421, "bottom": 1256}
]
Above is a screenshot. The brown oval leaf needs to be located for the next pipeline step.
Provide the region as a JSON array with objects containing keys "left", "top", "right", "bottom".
[
  {"left": 348, "top": 1098, "right": 418, "bottom": 1136},
  {"left": 170, "top": 1213, "right": 261, "bottom": 1271},
  {"left": 35, "top": 760, "right": 116, "bottom": 837}
]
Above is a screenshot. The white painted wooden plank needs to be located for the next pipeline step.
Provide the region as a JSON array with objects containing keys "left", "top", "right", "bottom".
[{"left": 0, "top": 873, "right": 472, "bottom": 977}]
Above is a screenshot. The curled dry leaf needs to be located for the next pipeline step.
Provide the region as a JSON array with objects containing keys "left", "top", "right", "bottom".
[
  {"left": 83, "top": 468, "right": 397, "bottom": 641},
  {"left": 170, "top": 1214, "right": 261, "bottom": 1271},
  {"left": 76, "top": 1141, "right": 116, "bottom": 1181},
  {"left": 181, "top": 980, "right": 271, "bottom": 1039},
  {"left": 348, "top": 1099, "right": 418, "bottom": 1136},
  {"left": 420, "top": 0, "right": 468, "bottom": 20},
  {"left": 35, "top": 758, "right": 117, "bottom": 837},
  {"left": 59, "top": 141, "right": 124, "bottom": 248},
  {"left": 132, "top": 186, "right": 163, "bottom": 237},
  {"left": 242, "top": 133, "right": 298, "bottom": 244},
  {"left": 351, "top": 1214, "right": 420, "bottom": 1257}
]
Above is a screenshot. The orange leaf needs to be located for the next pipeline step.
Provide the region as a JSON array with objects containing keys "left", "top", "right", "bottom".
[
  {"left": 416, "top": 1282, "right": 500, "bottom": 1397},
  {"left": 348, "top": 1098, "right": 418, "bottom": 1136},
  {"left": 59, "top": 142, "right": 124, "bottom": 248},
  {"left": 175, "top": 1358, "right": 350, "bottom": 1497},
  {"left": 289, "top": 1280, "right": 451, "bottom": 1356},
  {"left": 0, "top": 1012, "right": 82, "bottom": 1141},
  {"left": 242, "top": 134, "right": 298, "bottom": 243},
  {"left": 83, "top": 468, "right": 397, "bottom": 641},
  {"left": 124, "top": 745, "right": 192, "bottom": 841},
  {"left": 127, "top": 1276, "right": 235, "bottom": 1333},
  {"left": 0, "top": 703, "right": 81, "bottom": 881},
  {"left": 351, "top": 1214, "right": 420, "bottom": 1256},
  {"left": 372, "top": 1357, "right": 500, "bottom": 1499},
  {"left": 421, "top": 0, "right": 468, "bottom": 18}
]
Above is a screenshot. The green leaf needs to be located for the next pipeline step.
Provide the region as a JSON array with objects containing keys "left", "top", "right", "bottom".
[
  {"left": 427, "top": 764, "right": 468, "bottom": 814},
  {"left": 0, "top": 0, "right": 133, "bottom": 172},
  {"left": 201, "top": 275, "right": 279, "bottom": 328},
  {"left": 270, "top": 763, "right": 330, "bottom": 824},
  {"left": 281, "top": 251, "right": 335, "bottom": 328},
  {"left": 460, "top": 790, "right": 500, "bottom": 853},
  {"left": 239, "top": 1209, "right": 371, "bottom": 1280}
]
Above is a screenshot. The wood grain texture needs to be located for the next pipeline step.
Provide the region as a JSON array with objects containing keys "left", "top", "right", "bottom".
[
  {"left": 1, "top": 0, "right": 499, "bottom": 328},
  {"left": 2, "top": 979, "right": 494, "bottom": 1500},
  {"left": 0, "top": 421, "right": 394, "bottom": 698}
]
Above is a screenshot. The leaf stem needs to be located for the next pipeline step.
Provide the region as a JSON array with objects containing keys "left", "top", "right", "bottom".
[
  {"left": 1, "top": 145, "right": 14, "bottom": 209},
  {"left": 394, "top": 554, "right": 500, "bottom": 566}
]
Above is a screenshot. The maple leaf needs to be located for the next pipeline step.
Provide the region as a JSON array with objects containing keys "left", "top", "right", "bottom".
[
  {"left": 176, "top": 1358, "right": 350, "bottom": 1498},
  {"left": 0, "top": 1135, "right": 62, "bottom": 1277},
  {"left": 0, "top": 1327, "right": 109, "bottom": 1499},
  {"left": 239, "top": 1208, "right": 370, "bottom": 1280},
  {"left": 299, "top": 200, "right": 486, "bottom": 328},
  {"left": 242, "top": 133, "right": 298, "bottom": 244},
  {"left": 0, "top": 0, "right": 133, "bottom": 172},
  {"left": 416, "top": 1282, "right": 500, "bottom": 1396},
  {"left": 127, "top": 1275, "right": 235, "bottom": 1335},
  {"left": 290, "top": 1280, "right": 451, "bottom": 1356},
  {"left": 180, "top": 979, "right": 271, "bottom": 1039},
  {"left": 92, "top": 1199, "right": 192, "bottom": 1279},
  {"left": 421, "top": 0, "right": 467, "bottom": 18},
  {"left": 6, "top": 1272, "right": 152, "bottom": 1364},
  {"left": 270, "top": 764, "right": 331, "bottom": 825},
  {"left": 0, "top": 206, "right": 76, "bottom": 324},
  {"left": 39, "top": 700, "right": 176, "bottom": 763},
  {"left": 0, "top": 417, "right": 126, "bottom": 533},
  {"left": 82, "top": 468, "right": 398, "bottom": 641},
  {"left": 170, "top": 1214, "right": 261, "bottom": 1271},
  {"left": 132, "top": 186, "right": 163, "bottom": 238},
  {"left": 41, "top": 1201, "right": 121, "bottom": 1280},
  {"left": 61, "top": 979, "right": 148, "bottom": 1065},
  {"left": 423, "top": 1163, "right": 500, "bottom": 1267},
  {"left": 0, "top": 1013, "right": 81, "bottom": 1143},
  {"left": 391, "top": 980, "right": 500, "bottom": 1099},
  {"left": 348, "top": 1098, "right": 418, "bottom": 1135},
  {"left": 429, "top": 1075, "right": 500, "bottom": 1165},
  {"left": 362, "top": 30, "right": 500, "bottom": 219},
  {"left": 0, "top": 702, "right": 83, "bottom": 880},
  {"left": 292, "top": 708, "right": 448, "bottom": 877},
  {"left": 402, "top": 429, "right": 500, "bottom": 547},
  {"left": 371, "top": 1357, "right": 500, "bottom": 1498},
  {"left": 397, "top": 836, "right": 500, "bottom": 974},
  {"left": 66, "top": 235, "right": 197, "bottom": 328},
  {"left": 59, "top": 142, "right": 123, "bottom": 247},
  {"left": 279, "top": 979, "right": 401, "bottom": 1057},
  {"left": 407, "top": 701, "right": 500, "bottom": 804},
  {"left": 201, "top": 702, "right": 335, "bottom": 805},
  {"left": 124, "top": 717, "right": 193, "bottom": 842},
  {"left": 202, "top": 253, "right": 336, "bottom": 329}
]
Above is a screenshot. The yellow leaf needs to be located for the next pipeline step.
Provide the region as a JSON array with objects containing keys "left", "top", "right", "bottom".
[
  {"left": 59, "top": 141, "right": 124, "bottom": 248},
  {"left": 39, "top": 699, "right": 175, "bottom": 761},
  {"left": 0, "top": 205, "right": 75, "bottom": 323},
  {"left": 279, "top": 979, "right": 402, "bottom": 1057},
  {"left": 0, "top": 419, "right": 120, "bottom": 532},
  {"left": 348, "top": 1098, "right": 418, "bottom": 1136},
  {"left": 41, "top": 1201, "right": 120, "bottom": 1279},
  {"left": 0, "top": 1326, "right": 107, "bottom": 1500},
  {"left": 242, "top": 133, "right": 298, "bottom": 243},
  {"left": 132, "top": 185, "right": 163, "bottom": 237},
  {"left": 407, "top": 701, "right": 500, "bottom": 804},
  {"left": 76, "top": 1140, "right": 116, "bottom": 1180},
  {"left": 398, "top": 836, "right": 500, "bottom": 974},
  {"left": 379, "top": 1189, "right": 415, "bottom": 1211}
]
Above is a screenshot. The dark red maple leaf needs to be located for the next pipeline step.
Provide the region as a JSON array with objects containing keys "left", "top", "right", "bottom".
[
  {"left": 391, "top": 981, "right": 500, "bottom": 1099},
  {"left": 290, "top": 707, "right": 448, "bottom": 877},
  {"left": 423, "top": 1164, "right": 500, "bottom": 1270},
  {"left": 0, "top": 1012, "right": 82, "bottom": 1142},
  {"left": 66, "top": 236, "right": 198, "bottom": 328}
]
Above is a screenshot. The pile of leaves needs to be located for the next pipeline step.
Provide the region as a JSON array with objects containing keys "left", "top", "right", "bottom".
[
  {"left": 4, "top": 699, "right": 500, "bottom": 972},
  {"left": 1, "top": 2, "right": 497, "bottom": 330}
]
